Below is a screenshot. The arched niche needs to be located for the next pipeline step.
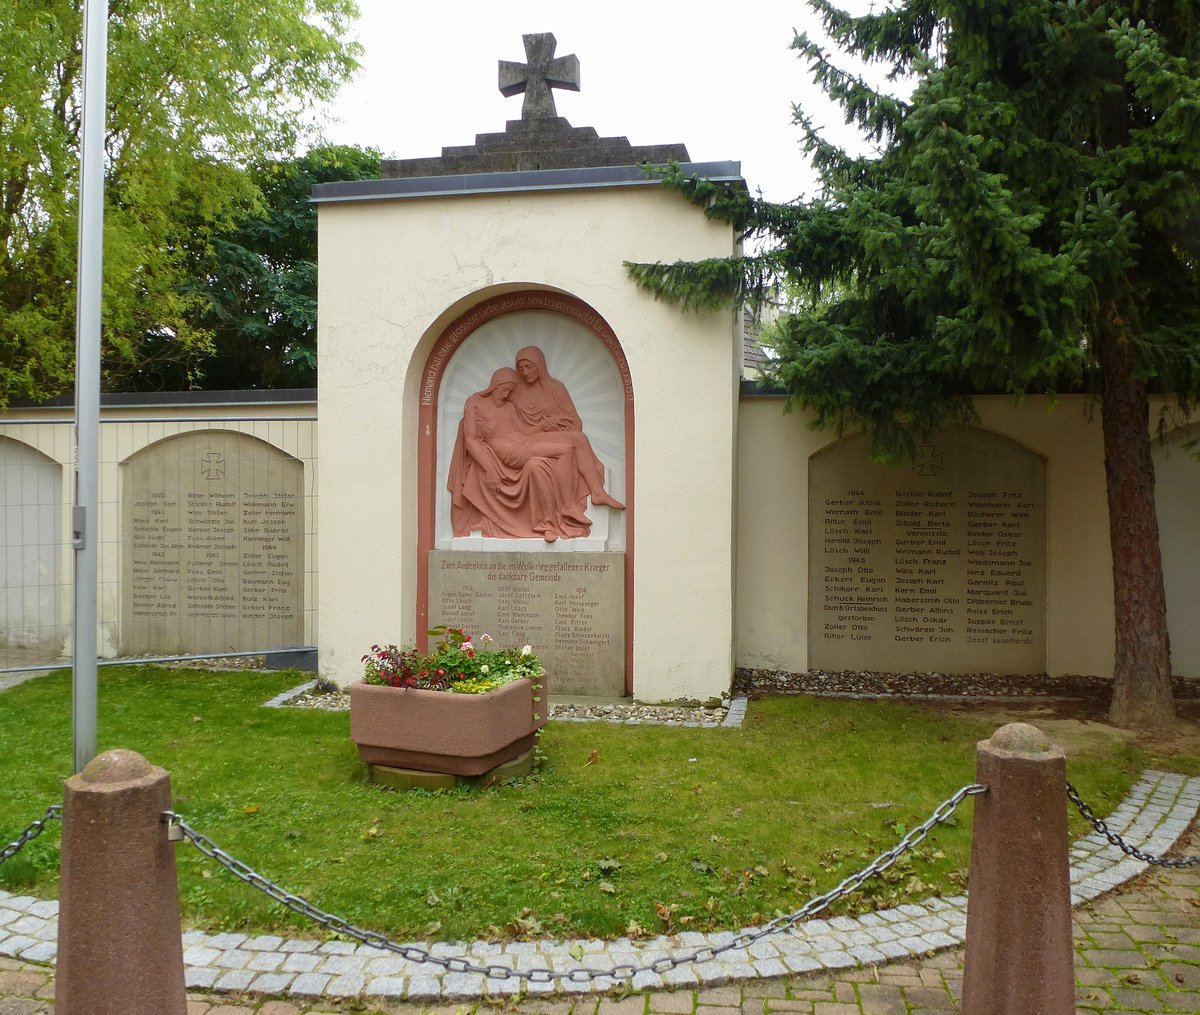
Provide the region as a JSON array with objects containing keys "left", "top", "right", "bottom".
[
  {"left": 809, "top": 425, "right": 1047, "bottom": 675},
  {"left": 416, "top": 290, "right": 633, "bottom": 696},
  {"left": 1152, "top": 426, "right": 1200, "bottom": 678},
  {"left": 120, "top": 430, "right": 304, "bottom": 656},
  {"left": 0, "top": 436, "right": 65, "bottom": 656}
]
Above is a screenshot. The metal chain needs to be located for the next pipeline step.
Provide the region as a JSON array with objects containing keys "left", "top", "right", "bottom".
[
  {"left": 166, "top": 781, "right": 986, "bottom": 983},
  {"left": 0, "top": 805, "right": 62, "bottom": 866},
  {"left": 1066, "top": 782, "right": 1200, "bottom": 868}
]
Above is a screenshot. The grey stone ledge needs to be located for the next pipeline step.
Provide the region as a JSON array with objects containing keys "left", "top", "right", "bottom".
[{"left": 262, "top": 679, "right": 317, "bottom": 708}]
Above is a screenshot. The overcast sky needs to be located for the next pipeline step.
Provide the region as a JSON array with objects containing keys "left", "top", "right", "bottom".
[{"left": 315, "top": 1, "right": 885, "bottom": 204}]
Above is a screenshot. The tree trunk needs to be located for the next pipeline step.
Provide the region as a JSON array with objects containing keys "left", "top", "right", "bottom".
[{"left": 1099, "top": 327, "right": 1175, "bottom": 726}]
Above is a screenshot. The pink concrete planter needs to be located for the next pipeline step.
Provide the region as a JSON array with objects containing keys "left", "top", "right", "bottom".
[{"left": 349, "top": 677, "right": 547, "bottom": 776}]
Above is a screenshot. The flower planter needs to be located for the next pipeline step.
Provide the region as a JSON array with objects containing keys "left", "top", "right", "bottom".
[{"left": 349, "top": 677, "right": 546, "bottom": 777}]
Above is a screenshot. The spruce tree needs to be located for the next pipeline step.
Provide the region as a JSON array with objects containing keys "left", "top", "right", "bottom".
[{"left": 628, "top": 0, "right": 1200, "bottom": 726}]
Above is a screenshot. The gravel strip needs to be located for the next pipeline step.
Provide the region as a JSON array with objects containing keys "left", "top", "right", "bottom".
[
  {"left": 735, "top": 667, "right": 1200, "bottom": 700},
  {"left": 278, "top": 686, "right": 736, "bottom": 725}
]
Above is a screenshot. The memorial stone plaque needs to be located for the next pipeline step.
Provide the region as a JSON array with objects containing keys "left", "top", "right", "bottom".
[
  {"left": 428, "top": 549, "right": 624, "bottom": 696},
  {"left": 121, "top": 431, "right": 304, "bottom": 656},
  {"left": 810, "top": 426, "right": 1046, "bottom": 673}
]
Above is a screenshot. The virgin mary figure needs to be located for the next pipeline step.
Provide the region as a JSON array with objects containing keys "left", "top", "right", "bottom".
[{"left": 512, "top": 346, "right": 624, "bottom": 511}]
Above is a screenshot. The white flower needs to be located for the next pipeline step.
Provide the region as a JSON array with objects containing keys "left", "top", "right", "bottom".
[
  {"left": 481, "top": 633, "right": 493, "bottom": 644},
  {"left": 480, "top": 664, "right": 489, "bottom": 674},
  {"left": 521, "top": 645, "right": 532, "bottom": 656}
]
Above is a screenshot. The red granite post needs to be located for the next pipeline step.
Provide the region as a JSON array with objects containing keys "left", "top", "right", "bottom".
[
  {"left": 56, "top": 749, "right": 187, "bottom": 1015},
  {"left": 961, "top": 723, "right": 1074, "bottom": 1014}
]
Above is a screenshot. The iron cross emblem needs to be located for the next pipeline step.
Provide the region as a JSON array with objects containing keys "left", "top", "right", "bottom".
[
  {"left": 913, "top": 445, "right": 945, "bottom": 477},
  {"left": 199, "top": 453, "right": 225, "bottom": 481}
]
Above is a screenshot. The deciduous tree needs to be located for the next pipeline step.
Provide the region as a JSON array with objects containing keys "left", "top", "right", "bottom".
[
  {"left": 628, "top": 0, "right": 1200, "bottom": 726},
  {"left": 0, "top": 0, "right": 360, "bottom": 403},
  {"left": 131, "top": 144, "right": 380, "bottom": 390}
]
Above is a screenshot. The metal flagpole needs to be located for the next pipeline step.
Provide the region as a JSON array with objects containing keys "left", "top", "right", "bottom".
[{"left": 72, "top": 0, "right": 108, "bottom": 773}]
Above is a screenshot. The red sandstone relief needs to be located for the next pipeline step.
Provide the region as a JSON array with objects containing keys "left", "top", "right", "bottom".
[{"left": 446, "top": 346, "right": 624, "bottom": 542}]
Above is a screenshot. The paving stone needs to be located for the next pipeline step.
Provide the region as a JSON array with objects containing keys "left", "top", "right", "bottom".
[
  {"left": 646, "top": 989, "right": 695, "bottom": 1012},
  {"left": 900, "top": 985, "right": 957, "bottom": 1008},
  {"left": 365, "top": 975, "right": 407, "bottom": 997},
  {"left": 214, "top": 949, "right": 253, "bottom": 970},
  {"left": 243, "top": 935, "right": 285, "bottom": 952},
  {"left": 247, "top": 972, "right": 295, "bottom": 993},
  {"left": 855, "top": 983, "right": 907, "bottom": 1015},
  {"left": 287, "top": 972, "right": 331, "bottom": 997},
  {"left": 205, "top": 933, "right": 248, "bottom": 950},
  {"left": 281, "top": 953, "right": 321, "bottom": 973},
  {"left": 316, "top": 940, "right": 357, "bottom": 955},
  {"left": 213, "top": 969, "right": 256, "bottom": 991},
  {"left": 596, "top": 997, "right": 649, "bottom": 1015},
  {"left": 1159, "top": 961, "right": 1200, "bottom": 988},
  {"left": 10, "top": 946, "right": 51, "bottom": 966},
  {"left": 185, "top": 966, "right": 220, "bottom": 989},
  {"left": 1106, "top": 985, "right": 1167, "bottom": 1010},
  {"left": 325, "top": 972, "right": 366, "bottom": 997},
  {"left": 1086, "top": 948, "right": 1153, "bottom": 968},
  {"left": 317, "top": 953, "right": 368, "bottom": 975},
  {"left": 404, "top": 974, "right": 441, "bottom": 1000},
  {"left": 1161, "top": 989, "right": 1200, "bottom": 1013},
  {"left": 280, "top": 940, "right": 320, "bottom": 953},
  {"left": 0, "top": 971, "right": 50, "bottom": 995},
  {"left": 696, "top": 985, "right": 743, "bottom": 1006}
]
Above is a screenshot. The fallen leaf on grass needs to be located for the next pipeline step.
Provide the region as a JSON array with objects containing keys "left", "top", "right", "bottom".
[{"left": 584, "top": 749, "right": 599, "bottom": 766}]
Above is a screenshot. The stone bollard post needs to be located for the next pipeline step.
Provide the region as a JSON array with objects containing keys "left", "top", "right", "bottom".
[
  {"left": 961, "top": 723, "right": 1074, "bottom": 1014},
  {"left": 56, "top": 749, "right": 187, "bottom": 1015}
]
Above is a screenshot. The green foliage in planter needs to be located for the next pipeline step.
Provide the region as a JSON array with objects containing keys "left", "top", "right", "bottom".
[{"left": 361, "top": 626, "right": 542, "bottom": 693}]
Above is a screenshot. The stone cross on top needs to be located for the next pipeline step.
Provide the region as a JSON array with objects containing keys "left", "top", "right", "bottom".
[{"left": 499, "top": 33, "right": 580, "bottom": 120}]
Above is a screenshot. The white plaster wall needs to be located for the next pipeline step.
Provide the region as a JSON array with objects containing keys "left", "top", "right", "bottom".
[
  {"left": 317, "top": 185, "right": 738, "bottom": 699},
  {"left": 1154, "top": 422, "right": 1200, "bottom": 678},
  {"left": 735, "top": 394, "right": 1194, "bottom": 680}
]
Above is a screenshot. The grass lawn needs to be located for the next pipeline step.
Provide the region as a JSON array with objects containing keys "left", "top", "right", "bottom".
[{"left": 0, "top": 665, "right": 1185, "bottom": 942}]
